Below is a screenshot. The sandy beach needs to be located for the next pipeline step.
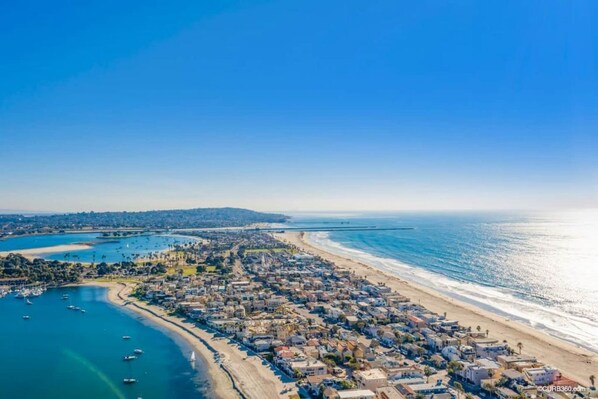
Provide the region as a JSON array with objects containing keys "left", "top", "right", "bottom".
[
  {"left": 93, "top": 281, "right": 297, "bottom": 399},
  {"left": 0, "top": 243, "right": 91, "bottom": 259},
  {"left": 275, "top": 232, "right": 598, "bottom": 385}
]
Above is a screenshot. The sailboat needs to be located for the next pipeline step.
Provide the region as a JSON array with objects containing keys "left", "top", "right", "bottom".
[{"left": 123, "top": 359, "right": 137, "bottom": 384}]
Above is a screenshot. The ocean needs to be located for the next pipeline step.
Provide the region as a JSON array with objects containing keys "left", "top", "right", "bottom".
[
  {"left": 0, "top": 286, "right": 210, "bottom": 399},
  {"left": 0, "top": 233, "right": 196, "bottom": 263},
  {"left": 286, "top": 210, "right": 598, "bottom": 353}
]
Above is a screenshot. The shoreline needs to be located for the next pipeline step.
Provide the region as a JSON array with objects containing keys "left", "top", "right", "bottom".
[
  {"left": 91, "top": 281, "right": 295, "bottom": 399},
  {"left": 0, "top": 243, "right": 92, "bottom": 259},
  {"left": 275, "top": 231, "right": 598, "bottom": 384}
]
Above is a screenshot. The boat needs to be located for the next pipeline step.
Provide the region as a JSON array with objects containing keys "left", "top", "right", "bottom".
[
  {"left": 80, "top": 309, "right": 86, "bottom": 313},
  {"left": 15, "top": 290, "right": 29, "bottom": 299},
  {"left": 62, "top": 294, "right": 69, "bottom": 300},
  {"left": 123, "top": 355, "right": 137, "bottom": 361},
  {"left": 123, "top": 378, "right": 137, "bottom": 384},
  {"left": 22, "top": 315, "right": 30, "bottom": 320},
  {"left": 133, "top": 349, "right": 143, "bottom": 354},
  {"left": 190, "top": 351, "right": 196, "bottom": 363},
  {"left": 67, "top": 305, "right": 76, "bottom": 310},
  {"left": 122, "top": 336, "right": 131, "bottom": 340},
  {"left": 26, "top": 299, "right": 33, "bottom": 305}
]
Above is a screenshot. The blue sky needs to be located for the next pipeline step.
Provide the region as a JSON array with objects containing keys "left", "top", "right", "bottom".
[{"left": 1, "top": 0, "right": 596, "bottom": 212}]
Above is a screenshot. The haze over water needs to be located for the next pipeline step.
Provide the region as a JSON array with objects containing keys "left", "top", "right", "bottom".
[{"left": 290, "top": 210, "right": 598, "bottom": 352}]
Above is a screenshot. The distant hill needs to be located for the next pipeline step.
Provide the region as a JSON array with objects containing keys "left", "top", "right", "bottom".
[{"left": 0, "top": 207, "right": 288, "bottom": 236}]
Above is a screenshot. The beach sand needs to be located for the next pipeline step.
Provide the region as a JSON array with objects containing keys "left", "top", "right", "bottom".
[
  {"left": 275, "top": 232, "right": 598, "bottom": 385},
  {"left": 93, "top": 282, "right": 297, "bottom": 399},
  {"left": 0, "top": 243, "right": 91, "bottom": 259}
]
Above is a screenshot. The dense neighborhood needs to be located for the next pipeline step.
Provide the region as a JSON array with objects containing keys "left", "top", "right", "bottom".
[{"left": 133, "top": 231, "right": 593, "bottom": 399}]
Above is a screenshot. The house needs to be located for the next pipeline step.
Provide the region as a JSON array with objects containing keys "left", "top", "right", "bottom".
[
  {"left": 501, "top": 369, "right": 526, "bottom": 384},
  {"left": 463, "top": 359, "right": 501, "bottom": 386},
  {"left": 523, "top": 366, "right": 560, "bottom": 386},
  {"left": 497, "top": 355, "right": 537, "bottom": 369},
  {"left": 285, "top": 358, "right": 328, "bottom": 377},
  {"left": 337, "top": 389, "right": 377, "bottom": 399},
  {"left": 354, "top": 368, "right": 389, "bottom": 391},
  {"left": 305, "top": 374, "right": 338, "bottom": 395},
  {"left": 496, "top": 387, "right": 519, "bottom": 399},
  {"left": 474, "top": 342, "right": 509, "bottom": 359},
  {"left": 376, "top": 386, "right": 406, "bottom": 399}
]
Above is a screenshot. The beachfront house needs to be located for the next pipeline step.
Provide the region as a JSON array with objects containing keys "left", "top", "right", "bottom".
[{"left": 523, "top": 366, "right": 560, "bottom": 386}]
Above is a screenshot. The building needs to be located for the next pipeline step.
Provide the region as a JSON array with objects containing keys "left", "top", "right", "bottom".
[
  {"left": 354, "top": 368, "right": 388, "bottom": 391},
  {"left": 376, "top": 386, "right": 406, "bottom": 399},
  {"left": 285, "top": 358, "right": 328, "bottom": 377},
  {"left": 523, "top": 366, "right": 560, "bottom": 386}
]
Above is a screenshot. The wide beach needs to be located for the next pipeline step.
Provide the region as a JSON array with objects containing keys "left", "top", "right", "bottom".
[
  {"left": 275, "top": 231, "right": 598, "bottom": 385},
  {"left": 95, "top": 281, "right": 297, "bottom": 399},
  {"left": 0, "top": 243, "right": 91, "bottom": 259}
]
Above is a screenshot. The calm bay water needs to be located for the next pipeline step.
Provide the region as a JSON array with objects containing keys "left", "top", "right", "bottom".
[
  {"left": 0, "top": 233, "right": 196, "bottom": 263},
  {"left": 288, "top": 210, "right": 598, "bottom": 353},
  {"left": 0, "top": 286, "right": 210, "bottom": 399}
]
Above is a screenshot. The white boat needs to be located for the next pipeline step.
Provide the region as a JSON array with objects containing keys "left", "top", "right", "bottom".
[
  {"left": 26, "top": 299, "right": 33, "bottom": 305},
  {"left": 122, "top": 336, "right": 131, "bottom": 340},
  {"left": 62, "top": 294, "right": 69, "bottom": 300},
  {"left": 67, "top": 305, "right": 76, "bottom": 310},
  {"left": 15, "top": 290, "right": 29, "bottom": 299},
  {"left": 123, "top": 378, "right": 137, "bottom": 384},
  {"left": 133, "top": 349, "right": 143, "bottom": 354},
  {"left": 123, "top": 355, "right": 137, "bottom": 361},
  {"left": 80, "top": 309, "right": 86, "bottom": 313},
  {"left": 22, "top": 315, "right": 30, "bottom": 320},
  {"left": 190, "top": 351, "right": 196, "bottom": 363}
]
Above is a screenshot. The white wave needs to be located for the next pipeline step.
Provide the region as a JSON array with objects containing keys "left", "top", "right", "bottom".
[{"left": 307, "top": 231, "right": 598, "bottom": 353}]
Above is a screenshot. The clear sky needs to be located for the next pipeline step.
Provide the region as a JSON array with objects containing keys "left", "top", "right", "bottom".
[{"left": 1, "top": 1, "right": 597, "bottom": 212}]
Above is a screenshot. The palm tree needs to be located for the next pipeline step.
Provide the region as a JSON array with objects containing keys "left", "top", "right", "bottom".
[
  {"left": 476, "top": 325, "right": 481, "bottom": 333},
  {"left": 590, "top": 374, "right": 595, "bottom": 388},
  {"left": 516, "top": 342, "right": 523, "bottom": 354},
  {"left": 485, "top": 329, "right": 489, "bottom": 337}
]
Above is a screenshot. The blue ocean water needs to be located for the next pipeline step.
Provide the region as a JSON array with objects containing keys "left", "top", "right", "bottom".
[
  {"left": 0, "top": 286, "right": 210, "bottom": 399},
  {"left": 287, "top": 210, "right": 598, "bottom": 353},
  {"left": 0, "top": 233, "right": 196, "bottom": 263}
]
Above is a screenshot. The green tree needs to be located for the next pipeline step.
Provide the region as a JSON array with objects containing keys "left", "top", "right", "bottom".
[{"left": 424, "top": 366, "right": 433, "bottom": 382}]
